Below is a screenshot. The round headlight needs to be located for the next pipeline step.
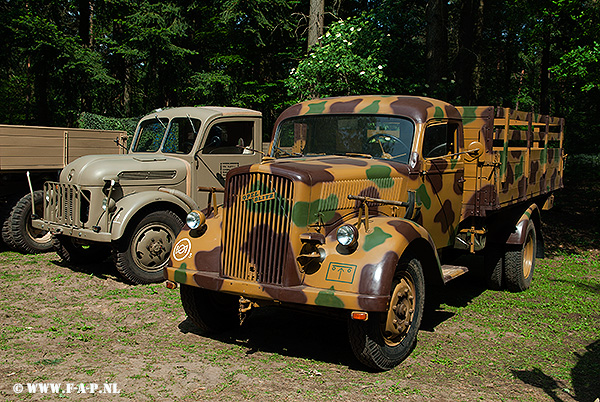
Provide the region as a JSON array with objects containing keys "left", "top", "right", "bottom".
[
  {"left": 337, "top": 224, "right": 358, "bottom": 247},
  {"left": 186, "top": 211, "right": 206, "bottom": 230},
  {"left": 101, "top": 198, "right": 116, "bottom": 212}
]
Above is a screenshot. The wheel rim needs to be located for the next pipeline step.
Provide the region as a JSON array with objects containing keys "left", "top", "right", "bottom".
[
  {"left": 382, "top": 271, "right": 416, "bottom": 346},
  {"left": 131, "top": 222, "right": 176, "bottom": 273},
  {"left": 523, "top": 231, "right": 534, "bottom": 279},
  {"left": 25, "top": 207, "right": 52, "bottom": 245}
]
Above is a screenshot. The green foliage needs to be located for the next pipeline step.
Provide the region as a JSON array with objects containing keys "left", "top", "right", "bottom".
[
  {"left": 551, "top": 42, "right": 600, "bottom": 91},
  {"left": 286, "top": 16, "right": 389, "bottom": 101},
  {"left": 0, "top": 0, "right": 598, "bottom": 153}
]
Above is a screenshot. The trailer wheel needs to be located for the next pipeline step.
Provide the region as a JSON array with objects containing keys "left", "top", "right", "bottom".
[
  {"left": 504, "top": 221, "right": 536, "bottom": 292},
  {"left": 114, "top": 210, "right": 183, "bottom": 284},
  {"left": 348, "top": 256, "right": 425, "bottom": 371},
  {"left": 9, "top": 191, "right": 53, "bottom": 254},
  {"left": 484, "top": 244, "right": 504, "bottom": 290},
  {"left": 180, "top": 285, "right": 240, "bottom": 333},
  {"left": 52, "top": 235, "right": 110, "bottom": 264}
]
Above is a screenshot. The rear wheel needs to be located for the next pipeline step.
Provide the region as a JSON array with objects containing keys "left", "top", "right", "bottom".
[
  {"left": 1, "top": 210, "right": 17, "bottom": 249},
  {"left": 505, "top": 221, "right": 536, "bottom": 292},
  {"left": 348, "top": 256, "right": 425, "bottom": 370},
  {"left": 10, "top": 191, "right": 53, "bottom": 254},
  {"left": 484, "top": 244, "right": 504, "bottom": 290},
  {"left": 180, "top": 285, "right": 240, "bottom": 333},
  {"left": 114, "top": 210, "right": 183, "bottom": 284}
]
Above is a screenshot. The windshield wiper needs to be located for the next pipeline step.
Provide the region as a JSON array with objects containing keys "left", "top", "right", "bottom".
[
  {"left": 154, "top": 115, "right": 167, "bottom": 130},
  {"left": 273, "top": 145, "right": 303, "bottom": 158},
  {"left": 344, "top": 152, "right": 373, "bottom": 159}
]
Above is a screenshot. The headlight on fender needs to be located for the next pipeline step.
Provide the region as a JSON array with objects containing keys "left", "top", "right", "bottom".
[
  {"left": 101, "top": 197, "right": 116, "bottom": 212},
  {"left": 186, "top": 210, "right": 206, "bottom": 230},
  {"left": 337, "top": 224, "right": 358, "bottom": 247}
]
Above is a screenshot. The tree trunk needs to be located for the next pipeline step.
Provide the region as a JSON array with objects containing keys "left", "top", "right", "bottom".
[
  {"left": 78, "top": 0, "right": 93, "bottom": 47},
  {"left": 454, "top": 0, "right": 484, "bottom": 104},
  {"left": 308, "top": 0, "right": 324, "bottom": 51},
  {"left": 426, "top": 0, "right": 448, "bottom": 99},
  {"left": 540, "top": 34, "right": 550, "bottom": 115}
]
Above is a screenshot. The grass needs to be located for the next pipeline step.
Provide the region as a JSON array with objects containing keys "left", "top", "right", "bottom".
[{"left": 0, "top": 156, "right": 599, "bottom": 401}]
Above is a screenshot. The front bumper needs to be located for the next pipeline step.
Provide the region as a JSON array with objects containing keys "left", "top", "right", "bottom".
[
  {"left": 164, "top": 266, "right": 390, "bottom": 312},
  {"left": 32, "top": 219, "right": 112, "bottom": 242}
]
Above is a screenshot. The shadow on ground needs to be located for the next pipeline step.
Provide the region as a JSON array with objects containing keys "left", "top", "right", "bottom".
[
  {"left": 179, "top": 307, "right": 363, "bottom": 369},
  {"left": 571, "top": 339, "right": 600, "bottom": 402},
  {"left": 510, "top": 339, "right": 600, "bottom": 402},
  {"left": 50, "top": 255, "right": 128, "bottom": 284}
]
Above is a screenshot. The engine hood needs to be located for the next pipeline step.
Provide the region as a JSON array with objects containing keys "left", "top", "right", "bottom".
[
  {"left": 240, "top": 155, "right": 412, "bottom": 185},
  {"left": 60, "top": 154, "right": 188, "bottom": 186}
]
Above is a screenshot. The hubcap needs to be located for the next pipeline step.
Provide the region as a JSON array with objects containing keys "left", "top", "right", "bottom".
[
  {"left": 523, "top": 231, "right": 534, "bottom": 279},
  {"left": 131, "top": 223, "right": 175, "bottom": 272},
  {"left": 382, "top": 272, "right": 416, "bottom": 346},
  {"left": 26, "top": 206, "right": 52, "bottom": 245}
]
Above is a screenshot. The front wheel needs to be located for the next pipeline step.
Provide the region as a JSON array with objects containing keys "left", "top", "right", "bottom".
[
  {"left": 180, "top": 285, "right": 240, "bottom": 333},
  {"left": 10, "top": 191, "right": 53, "bottom": 254},
  {"left": 114, "top": 210, "right": 183, "bottom": 284},
  {"left": 348, "top": 256, "right": 425, "bottom": 371}
]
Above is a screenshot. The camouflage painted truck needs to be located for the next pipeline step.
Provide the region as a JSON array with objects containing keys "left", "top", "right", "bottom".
[
  {"left": 165, "top": 95, "right": 564, "bottom": 370},
  {"left": 32, "top": 106, "right": 263, "bottom": 284},
  {"left": 1, "top": 124, "right": 126, "bottom": 254}
]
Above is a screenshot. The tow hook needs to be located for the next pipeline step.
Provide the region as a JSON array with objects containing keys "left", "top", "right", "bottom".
[{"left": 239, "top": 297, "right": 258, "bottom": 326}]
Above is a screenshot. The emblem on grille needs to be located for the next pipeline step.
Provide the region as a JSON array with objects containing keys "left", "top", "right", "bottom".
[{"left": 241, "top": 190, "right": 276, "bottom": 203}]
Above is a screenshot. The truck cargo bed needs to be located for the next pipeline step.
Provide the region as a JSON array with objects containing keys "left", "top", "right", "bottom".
[{"left": 458, "top": 106, "right": 564, "bottom": 217}]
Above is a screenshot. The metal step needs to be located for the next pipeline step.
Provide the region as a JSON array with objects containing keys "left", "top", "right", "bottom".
[{"left": 441, "top": 264, "right": 469, "bottom": 284}]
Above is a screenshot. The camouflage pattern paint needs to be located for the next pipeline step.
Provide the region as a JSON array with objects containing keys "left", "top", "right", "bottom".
[{"left": 167, "top": 96, "right": 564, "bottom": 314}]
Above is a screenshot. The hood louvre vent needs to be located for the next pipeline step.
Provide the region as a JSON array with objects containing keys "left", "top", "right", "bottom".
[
  {"left": 117, "top": 170, "right": 177, "bottom": 180},
  {"left": 319, "top": 178, "right": 403, "bottom": 211}
]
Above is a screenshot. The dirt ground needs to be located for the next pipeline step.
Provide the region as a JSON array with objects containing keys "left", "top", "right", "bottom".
[{"left": 0, "top": 174, "right": 598, "bottom": 401}]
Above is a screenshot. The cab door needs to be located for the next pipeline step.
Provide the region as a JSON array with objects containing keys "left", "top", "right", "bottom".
[
  {"left": 417, "top": 120, "right": 464, "bottom": 249},
  {"left": 194, "top": 117, "right": 263, "bottom": 207}
]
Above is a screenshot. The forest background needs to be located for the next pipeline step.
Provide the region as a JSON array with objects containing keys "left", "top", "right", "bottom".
[{"left": 1, "top": 0, "right": 599, "bottom": 154}]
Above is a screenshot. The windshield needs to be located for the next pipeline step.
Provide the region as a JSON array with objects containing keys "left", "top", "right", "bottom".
[
  {"left": 132, "top": 116, "right": 202, "bottom": 154},
  {"left": 163, "top": 117, "right": 201, "bottom": 154},
  {"left": 273, "top": 114, "right": 415, "bottom": 163},
  {"left": 132, "top": 117, "right": 169, "bottom": 152}
]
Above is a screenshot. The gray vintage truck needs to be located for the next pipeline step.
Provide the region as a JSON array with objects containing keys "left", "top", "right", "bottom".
[
  {"left": 32, "top": 106, "right": 263, "bottom": 284},
  {"left": 1, "top": 124, "right": 127, "bottom": 254}
]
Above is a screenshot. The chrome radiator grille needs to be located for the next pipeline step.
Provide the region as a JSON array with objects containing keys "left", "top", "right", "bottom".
[
  {"left": 44, "top": 182, "right": 81, "bottom": 226},
  {"left": 221, "top": 173, "right": 294, "bottom": 285}
]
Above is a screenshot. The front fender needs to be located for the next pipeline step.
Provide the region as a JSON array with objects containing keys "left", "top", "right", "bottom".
[
  {"left": 303, "top": 216, "right": 441, "bottom": 309},
  {"left": 110, "top": 190, "right": 190, "bottom": 241}
]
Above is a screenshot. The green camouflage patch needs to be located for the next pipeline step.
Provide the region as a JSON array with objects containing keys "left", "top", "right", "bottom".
[
  {"left": 307, "top": 101, "right": 327, "bottom": 114},
  {"left": 363, "top": 227, "right": 393, "bottom": 252},
  {"left": 366, "top": 165, "right": 393, "bottom": 188},
  {"left": 416, "top": 183, "right": 432, "bottom": 209},
  {"left": 174, "top": 263, "right": 188, "bottom": 284},
  {"left": 315, "top": 286, "right": 345, "bottom": 308}
]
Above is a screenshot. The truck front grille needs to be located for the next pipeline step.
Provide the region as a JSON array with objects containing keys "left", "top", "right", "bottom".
[
  {"left": 221, "top": 173, "right": 294, "bottom": 285},
  {"left": 44, "top": 182, "right": 82, "bottom": 226}
]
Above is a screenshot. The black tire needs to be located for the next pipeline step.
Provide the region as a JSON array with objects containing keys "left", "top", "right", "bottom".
[
  {"left": 10, "top": 191, "right": 53, "bottom": 254},
  {"left": 180, "top": 285, "right": 240, "bottom": 333},
  {"left": 484, "top": 244, "right": 504, "bottom": 290},
  {"left": 348, "top": 256, "right": 425, "bottom": 371},
  {"left": 114, "top": 210, "right": 183, "bottom": 284},
  {"left": 1, "top": 210, "right": 17, "bottom": 249},
  {"left": 504, "top": 221, "right": 536, "bottom": 292},
  {"left": 53, "top": 235, "right": 110, "bottom": 264}
]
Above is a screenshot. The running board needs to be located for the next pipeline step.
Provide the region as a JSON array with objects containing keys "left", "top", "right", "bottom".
[{"left": 441, "top": 264, "right": 469, "bottom": 284}]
